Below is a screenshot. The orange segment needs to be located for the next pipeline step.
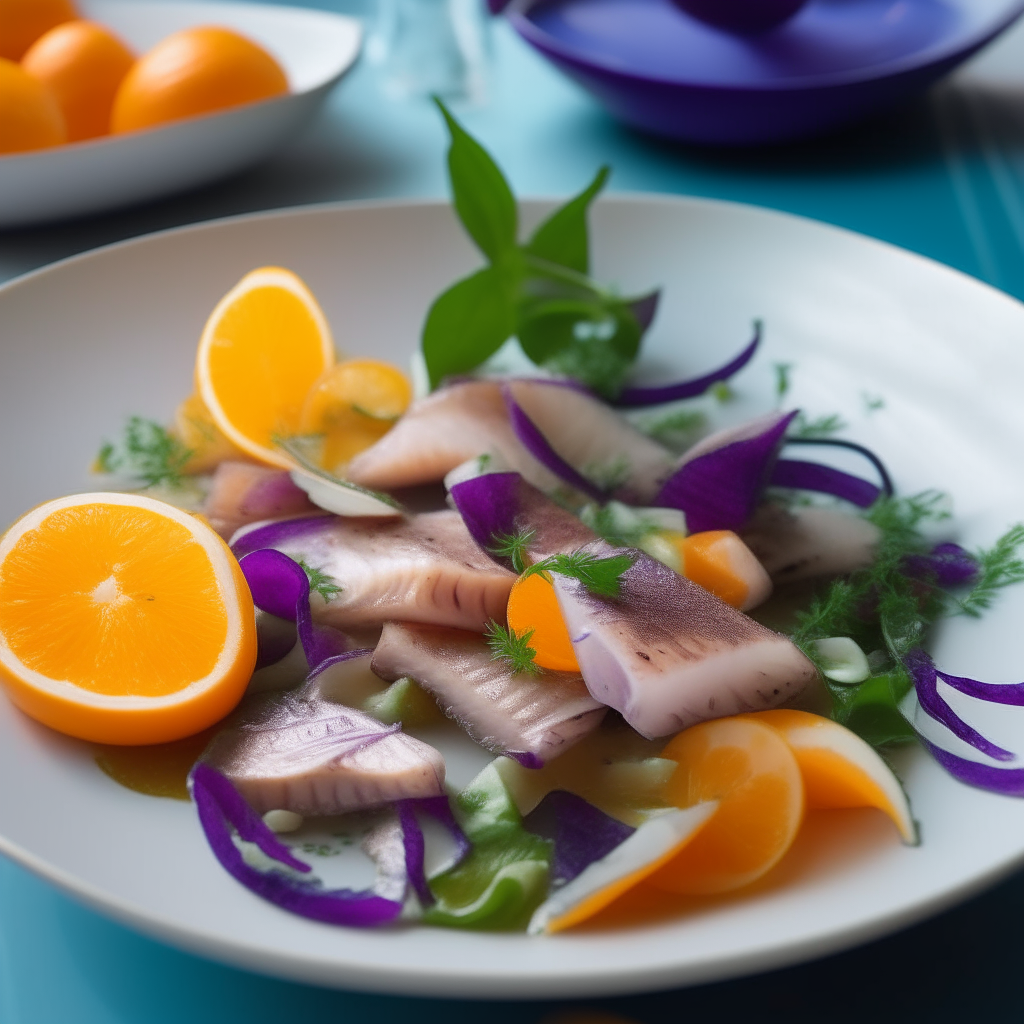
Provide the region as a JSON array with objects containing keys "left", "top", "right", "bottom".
[
  {"left": 0, "top": 57, "right": 65, "bottom": 153},
  {"left": 0, "top": 493, "right": 256, "bottom": 745},
  {"left": 299, "top": 359, "right": 413, "bottom": 472},
  {"left": 672, "top": 530, "right": 772, "bottom": 611},
  {"left": 742, "top": 709, "right": 916, "bottom": 843},
  {"left": 506, "top": 571, "right": 580, "bottom": 673},
  {"left": 110, "top": 26, "right": 287, "bottom": 134},
  {"left": 0, "top": 0, "right": 77, "bottom": 62},
  {"left": 647, "top": 717, "right": 804, "bottom": 895},
  {"left": 22, "top": 20, "right": 134, "bottom": 142},
  {"left": 172, "top": 391, "right": 248, "bottom": 474},
  {"left": 196, "top": 266, "right": 335, "bottom": 469}
]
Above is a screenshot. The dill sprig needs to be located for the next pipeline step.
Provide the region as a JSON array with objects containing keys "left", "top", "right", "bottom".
[
  {"left": 488, "top": 529, "right": 535, "bottom": 573},
  {"left": 298, "top": 559, "right": 343, "bottom": 602},
  {"left": 95, "top": 417, "right": 193, "bottom": 487},
  {"left": 790, "top": 412, "right": 847, "bottom": 439},
  {"left": 485, "top": 621, "right": 540, "bottom": 675},
  {"left": 524, "top": 550, "right": 635, "bottom": 599},
  {"left": 956, "top": 524, "right": 1024, "bottom": 618},
  {"left": 636, "top": 408, "right": 706, "bottom": 451}
]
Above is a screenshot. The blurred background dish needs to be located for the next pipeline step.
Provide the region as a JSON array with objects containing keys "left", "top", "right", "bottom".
[
  {"left": 0, "top": 0, "right": 361, "bottom": 228},
  {"left": 505, "top": 0, "right": 1024, "bottom": 145}
]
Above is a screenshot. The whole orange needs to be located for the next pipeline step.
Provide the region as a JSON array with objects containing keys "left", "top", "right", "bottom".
[
  {"left": 0, "top": 57, "right": 65, "bottom": 154},
  {"left": 110, "top": 26, "right": 288, "bottom": 134},
  {"left": 22, "top": 20, "right": 134, "bottom": 142},
  {"left": 0, "top": 0, "right": 77, "bottom": 61}
]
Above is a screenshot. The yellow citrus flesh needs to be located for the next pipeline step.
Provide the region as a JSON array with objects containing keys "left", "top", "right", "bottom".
[
  {"left": 0, "top": 493, "right": 256, "bottom": 744},
  {"left": 506, "top": 571, "right": 580, "bottom": 673},
  {"left": 299, "top": 359, "right": 412, "bottom": 472},
  {"left": 741, "top": 709, "right": 916, "bottom": 843},
  {"left": 0, "top": 57, "right": 66, "bottom": 153},
  {"left": 173, "top": 391, "right": 248, "bottom": 474},
  {"left": 647, "top": 717, "right": 805, "bottom": 895},
  {"left": 196, "top": 266, "right": 335, "bottom": 469}
]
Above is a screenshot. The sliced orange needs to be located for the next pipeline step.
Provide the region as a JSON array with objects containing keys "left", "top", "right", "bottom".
[
  {"left": 0, "top": 0, "right": 77, "bottom": 62},
  {"left": 0, "top": 492, "right": 256, "bottom": 745},
  {"left": 742, "top": 709, "right": 916, "bottom": 843},
  {"left": 672, "top": 530, "right": 772, "bottom": 611},
  {"left": 196, "top": 266, "right": 335, "bottom": 470},
  {"left": 506, "top": 571, "right": 580, "bottom": 673},
  {"left": 0, "top": 57, "right": 65, "bottom": 153},
  {"left": 299, "top": 359, "right": 412, "bottom": 472},
  {"left": 172, "top": 391, "right": 248, "bottom": 474},
  {"left": 647, "top": 717, "right": 804, "bottom": 895}
]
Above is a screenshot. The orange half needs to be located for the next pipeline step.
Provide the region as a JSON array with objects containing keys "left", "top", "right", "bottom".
[{"left": 0, "top": 492, "right": 256, "bottom": 744}]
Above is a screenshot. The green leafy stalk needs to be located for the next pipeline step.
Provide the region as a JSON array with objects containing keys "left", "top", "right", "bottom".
[
  {"left": 523, "top": 550, "right": 635, "bottom": 599},
  {"left": 298, "top": 559, "right": 343, "bottom": 602},
  {"left": 485, "top": 621, "right": 540, "bottom": 676},
  {"left": 488, "top": 529, "right": 535, "bottom": 574},
  {"left": 95, "top": 417, "right": 193, "bottom": 487},
  {"left": 526, "top": 165, "right": 610, "bottom": 274},
  {"left": 956, "top": 524, "right": 1024, "bottom": 617}
]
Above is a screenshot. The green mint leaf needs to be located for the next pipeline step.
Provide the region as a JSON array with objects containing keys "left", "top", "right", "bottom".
[
  {"left": 956, "top": 523, "right": 1024, "bottom": 618},
  {"left": 435, "top": 98, "right": 518, "bottom": 265},
  {"left": 96, "top": 417, "right": 193, "bottom": 487},
  {"left": 485, "top": 620, "right": 540, "bottom": 675},
  {"left": 422, "top": 265, "right": 517, "bottom": 389},
  {"left": 488, "top": 529, "right": 535, "bottom": 574},
  {"left": 525, "top": 165, "right": 610, "bottom": 275},
  {"left": 298, "top": 559, "right": 343, "bottom": 602}
]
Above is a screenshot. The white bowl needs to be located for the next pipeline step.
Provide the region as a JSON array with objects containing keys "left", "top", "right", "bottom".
[
  {"left": 1, "top": 196, "right": 1024, "bottom": 997},
  {"left": 0, "top": 0, "right": 361, "bottom": 229}
]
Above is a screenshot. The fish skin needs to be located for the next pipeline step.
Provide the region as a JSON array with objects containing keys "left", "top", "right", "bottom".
[
  {"left": 371, "top": 621, "right": 606, "bottom": 763},
  {"left": 204, "top": 461, "right": 316, "bottom": 540},
  {"left": 553, "top": 541, "right": 818, "bottom": 738},
  {"left": 264, "top": 510, "right": 516, "bottom": 632},
  {"left": 202, "top": 679, "right": 446, "bottom": 816}
]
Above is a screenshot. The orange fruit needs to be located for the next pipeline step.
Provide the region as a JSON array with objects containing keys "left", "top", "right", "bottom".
[
  {"left": 299, "top": 359, "right": 412, "bottom": 472},
  {"left": 647, "top": 717, "right": 805, "bottom": 895},
  {"left": 672, "top": 530, "right": 772, "bottom": 611},
  {"left": 172, "top": 391, "right": 249, "bottom": 475},
  {"left": 110, "top": 25, "right": 287, "bottom": 134},
  {"left": 196, "top": 266, "right": 335, "bottom": 470},
  {"left": 741, "top": 709, "right": 916, "bottom": 843},
  {"left": 506, "top": 571, "right": 580, "bottom": 673},
  {"left": 0, "top": 492, "right": 256, "bottom": 745},
  {"left": 0, "top": 0, "right": 77, "bottom": 61},
  {"left": 0, "top": 57, "right": 65, "bottom": 153},
  {"left": 22, "top": 20, "right": 134, "bottom": 142}
]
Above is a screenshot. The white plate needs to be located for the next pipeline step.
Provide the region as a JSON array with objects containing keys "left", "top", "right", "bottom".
[
  {"left": 1, "top": 196, "right": 1024, "bottom": 998},
  {"left": 0, "top": 1, "right": 361, "bottom": 229}
]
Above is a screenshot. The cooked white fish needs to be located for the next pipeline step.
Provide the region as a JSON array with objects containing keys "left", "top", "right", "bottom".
[
  {"left": 371, "top": 621, "right": 606, "bottom": 763},
  {"left": 205, "top": 461, "right": 316, "bottom": 540},
  {"left": 202, "top": 678, "right": 446, "bottom": 816}
]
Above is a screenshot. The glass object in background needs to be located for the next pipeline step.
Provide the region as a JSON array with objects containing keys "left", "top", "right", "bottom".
[{"left": 368, "top": 0, "right": 489, "bottom": 102}]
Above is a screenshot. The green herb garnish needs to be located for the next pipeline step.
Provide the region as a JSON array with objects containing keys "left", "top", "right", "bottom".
[
  {"left": 955, "top": 523, "right": 1024, "bottom": 618},
  {"left": 791, "top": 412, "right": 847, "bottom": 439},
  {"left": 488, "top": 529, "right": 535, "bottom": 573},
  {"left": 94, "top": 417, "right": 193, "bottom": 487},
  {"left": 523, "top": 550, "right": 635, "bottom": 599},
  {"left": 486, "top": 621, "right": 540, "bottom": 676},
  {"left": 423, "top": 100, "right": 657, "bottom": 398},
  {"left": 298, "top": 559, "right": 343, "bottom": 602}
]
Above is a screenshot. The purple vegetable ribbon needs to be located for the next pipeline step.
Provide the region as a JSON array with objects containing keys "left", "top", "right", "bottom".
[
  {"left": 614, "top": 321, "right": 761, "bottom": 408},
  {"left": 238, "top": 549, "right": 351, "bottom": 674},
  {"left": 231, "top": 514, "right": 335, "bottom": 560},
  {"left": 904, "top": 543, "right": 980, "bottom": 589},
  {"left": 396, "top": 796, "right": 472, "bottom": 907},
  {"left": 189, "top": 764, "right": 404, "bottom": 927},
  {"left": 770, "top": 460, "right": 881, "bottom": 508}
]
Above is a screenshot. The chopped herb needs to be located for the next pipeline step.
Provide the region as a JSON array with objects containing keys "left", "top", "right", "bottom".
[
  {"left": 710, "top": 381, "right": 735, "bottom": 403},
  {"left": 790, "top": 412, "right": 847, "bottom": 439},
  {"left": 94, "top": 417, "right": 193, "bottom": 487},
  {"left": 863, "top": 392, "right": 886, "bottom": 413},
  {"left": 297, "top": 559, "right": 343, "bottom": 602},
  {"left": 635, "top": 407, "right": 706, "bottom": 450},
  {"left": 583, "top": 455, "right": 631, "bottom": 492},
  {"left": 774, "top": 362, "right": 794, "bottom": 403},
  {"left": 486, "top": 621, "right": 540, "bottom": 676},
  {"left": 488, "top": 529, "right": 535, "bottom": 574},
  {"left": 956, "top": 524, "right": 1024, "bottom": 618},
  {"left": 523, "top": 550, "right": 635, "bottom": 599}
]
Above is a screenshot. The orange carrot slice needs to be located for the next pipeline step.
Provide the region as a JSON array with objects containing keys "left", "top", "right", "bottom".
[
  {"left": 506, "top": 571, "right": 580, "bottom": 673},
  {"left": 672, "top": 530, "right": 772, "bottom": 610}
]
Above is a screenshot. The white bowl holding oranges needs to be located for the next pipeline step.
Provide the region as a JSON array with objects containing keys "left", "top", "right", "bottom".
[{"left": 0, "top": 0, "right": 361, "bottom": 228}]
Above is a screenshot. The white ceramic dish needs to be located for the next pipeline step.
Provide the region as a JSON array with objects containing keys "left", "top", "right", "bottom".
[
  {"left": 1, "top": 196, "right": 1024, "bottom": 998},
  {"left": 0, "top": 0, "right": 361, "bottom": 229}
]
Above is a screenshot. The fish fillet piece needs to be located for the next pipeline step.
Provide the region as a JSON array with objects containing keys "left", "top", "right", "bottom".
[
  {"left": 371, "top": 621, "right": 606, "bottom": 763},
  {"left": 741, "top": 503, "right": 880, "bottom": 583},
  {"left": 553, "top": 542, "right": 818, "bottom": 738},
  {"left": 204, "top": 461, "right": 316, "bottom": 539},
  {"left": 202, "top": 679, "right": 446, "bottom": 815},
  {"left": 260, "top": 509, "right": 516, "bottom": 631}
]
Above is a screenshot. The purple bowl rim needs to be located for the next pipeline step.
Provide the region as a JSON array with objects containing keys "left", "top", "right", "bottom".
[{"left": 506, "top": 0, "right": 1024, "bottom": 94}]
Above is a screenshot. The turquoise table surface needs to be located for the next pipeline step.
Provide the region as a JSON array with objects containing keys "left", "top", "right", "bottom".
[{"left": 3, "top": 1, "right": 1024, "bottom": 1020}]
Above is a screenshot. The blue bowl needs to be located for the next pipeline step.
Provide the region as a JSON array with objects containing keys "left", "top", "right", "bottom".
[{"left": 506, "top": 0, "right": 1024, "bottom": 145}]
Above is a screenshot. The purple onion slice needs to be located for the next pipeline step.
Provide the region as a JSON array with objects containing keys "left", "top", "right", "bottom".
[
  {"left": 783, "top": 437, "right": 894, "bottom": 498},
  {"left": 770, "top": 459, "right": 881, "bottom": 508},
  {"left": 904, "top": 543, "right": 980, "bottom": 589},
  {"left": 230, "top": 515, "right": 336, "bottom": 560},
  {"left": 614, "top": 322, "right": 761, "bottom": 408},
  {"left": 919, "top": 740, "right": 1024, "bottom": 797},
  {"left": 396, "top": 795, "right": 472, "bottom": 907},
  {"left": 189, "top": 763, "right": 404, "bottom": 928},
  {"left": 449, "top": 472, "right": 523, "bottom": 559}
]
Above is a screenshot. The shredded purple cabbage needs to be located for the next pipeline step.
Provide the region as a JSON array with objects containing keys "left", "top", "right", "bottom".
[
  {"left": 770, "top": 459, "right": 881, "bottom": 508},
  {"left": 523, "top": 790, "right": 634, "bottom": 886},
  {"left": 189, "top": 763, "right": 404, "bottom": 927},
  {"left": 919, "top": 740, "right": 1024, "bottom": 797},
  {"left": 507, "top": 751, "right": 545, "bottom": 770},
  {"left": 904, "top": 543, "right": 980, "bottom": 589},
  {"left": 614, "top": 322, "right": 761, "bottom": 408},
  {"left": 502, "top": 385, "right": 607, "bottom": 501},
  {"left": 449, "top": 472, "right": 523, "bottom": 560},
  {"left": 230, "top": 515, "right": 335, "bottom": 559},
  {"left": 656, "top": 410, "right": 797, "bottom": 533},
  {"left": 784, "top": 437, "right": 894, "bottom": 498},
  {"left": 238, "top": 549, "right": 350, "bottom": 673},
  {"left": 396, "top": 795, "right": 472, "bottom": 907}
]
